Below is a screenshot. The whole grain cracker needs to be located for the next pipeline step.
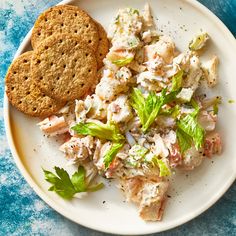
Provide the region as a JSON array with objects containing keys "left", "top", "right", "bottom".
[
  {"left": 96, "top": 22, "right": 109, "bottom": 69},
  {"left": 31, "top": 5, "right": 99, "bottom": 51},
  {"left": 31, "top": 33, "right": 97, "bottom": 102},
  {"left": 5, "top": 51, "right": 65, "bottom": 117}
]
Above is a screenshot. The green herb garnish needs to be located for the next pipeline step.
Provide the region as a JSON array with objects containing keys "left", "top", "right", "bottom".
[{"left": 43, "top": 166, "right": 104, "bottom": 199}]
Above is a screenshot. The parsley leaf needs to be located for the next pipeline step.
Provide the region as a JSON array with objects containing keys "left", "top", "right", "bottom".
[
  {"left": 43, "top": 166, "right": 104, "bottom": 199},
  {"left": 71, "top": 167, "right": 86, "bottom": 192},
  {"left": 72, "top": 122, "right": 125, "bottom": 142}
]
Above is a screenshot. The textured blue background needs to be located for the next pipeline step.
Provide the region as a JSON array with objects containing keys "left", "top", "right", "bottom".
[{"left": 0, "top": 0, "right": 235, "bottom": 235}]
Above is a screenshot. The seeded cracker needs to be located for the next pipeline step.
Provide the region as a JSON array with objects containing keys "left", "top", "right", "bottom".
[
  {"left": 31, "top": 33, "right": 97, "bottom": 102},
  {"left": 5, "top": 51, "right": 65, "bottom": 117},
  {"left": 96, "top": 22, "right": 109, "bottom": 69},
  {"left": 31, "top": 5, "right": 99, "bottom": 51}
]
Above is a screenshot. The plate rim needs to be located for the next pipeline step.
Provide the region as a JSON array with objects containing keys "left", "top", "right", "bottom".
[{"left": 3, "top": 0, "right": 236, "bottom": 234}]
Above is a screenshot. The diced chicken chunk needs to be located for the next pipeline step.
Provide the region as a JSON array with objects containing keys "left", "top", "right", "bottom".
[
  {"left": 128, "top": 61, "right": 146, "bottom": 73},
  {"left": 183, "top": 56, "right": 202, "bottom": 90},
  {"left": 177, "top": 88, "right": 194, "bottom": 103},
  {"left": 37, "top": 115, "right": 69, "bottom": 136},
  {"left": 181, "top": 146, "right": 204, "bottom": 170},
  {"left": 144, "top": 36, "right": 175, "bottom": 64},
  {"left": 107, "top": 95, "right": 133, "bottom": 123},
  {"left": 137, "top": 71, "right": 168, "bottom": 91},
  {"left": 202, "top": 56, "right": 219, "bottom": 88},
  {"left": 172, "top": 52, "right": 192, "bottom": 72},
  {"left": 115, "top": 67, "right": 133, "bottom": 84},
  {"left": 111, "top": 35, "right": 141, "bottom": 50},
  {"left": 142, "top": 30, "right": 159, "bottom": 43},
  {"left": 156, "top": 115, "right": 176, "bottom": 128},
  {"left": 151, "top": 134, "right": 169, "bottom": 158},
  {"left": 59, "top": 136, "right": 94, "bottom": 162},
  {"left": 108, "top": 7, "right": 142, "bottom": 39},
  {"left": 119, "top": 177, "right": 143, "bottom": 203},
  {"left": 198, "top": 111, "right": 217, "bottom": 131},
  {"left": 120, "top": 177, "right": 169, "bottom": 221},
  {"left": 95, "top": 142, "right": 112, "bottom": 170},
  {"left": 95, "top": 69, "right": 128, "bottom": 101},
  {"left": 138, "top": 180, "right": 169, "bottom": 221},
  {"left": 204, "top": 132, "right": 222, "bottom": 158},
  {"left": 75, "top": 100, "right": 87, "bottom": 123},
  {"left": 83, "top": 95, "right": 108, "bottom": 120},
  {"left": 168, "top": 143, "right": 182, "bottom": 167},
  {"left": 144, "top": 55, "right": 165, "bottom": 75},
  {"left": 142, "top": 3, "right": 154, "bottom": 28}
]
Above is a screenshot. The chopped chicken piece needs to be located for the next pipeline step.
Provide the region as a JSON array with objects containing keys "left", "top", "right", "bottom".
[
  {"left": 144, "top": 55, "right": 165, "bottom": 75},
  {"left": 58, "top": 104, "right": 70, "bottom": 114},
  {"left": 75, "top": 100, "right": 87, "bottom": 123},
  {"left": 142, "top": 30, "right": 159, "bottom": 43},
  {"left": 143, "top": 3, "right": 154, "bottom": 28},
  {"left": 128, "top": 61, "right": 147, "bottom": 73},
  {"left": 95, "top": 69, "right": 128, "bottom": 101},
  {"left": 156, "top": 115, "right": 176, "bottom": 128},
  {"left": 151, "top": 134, "right": 169, "bottom": 158},
  {"left": 138, "top": 180, "right": 169, "bottom": 221},
  {"left": 107, "top": 95, "right": 133, "bottom": 123},
  {"left": 95, "top": 142, "right": 112, "bottom": 170},
  {"left": 172, "top": 52, "right": 192, "bottom": 72},
  {"left": 198, "top": 111, "right": 217, "bottom": 131},
  {"left": 204, "top": 132, "right": 222, "bottom": 158},
  {"left": 83, "top": 95, "right": 108, "bottom": 120},
  {"left": 181, "top": 146, "right": 204, "bottom": 170},
  {"left": 164, "top": 64, "right": 180, "bottom": 78},
  {"left": 115, "top": 67, "right": 134, "bottom": 84},
  {"left": 119, "top": 177, "right": 143, "bottom": 203},
  {"left": 111, "top": 35, "right": 141, "bottom": 50},
  {"left": 93, "top": 139, "right": 102, "bottom": 163},
  {"left": 137, "top": 71, "right": 168, "bottom": 91},
  {"left": 108, "top": 7, "right": 143, "bottom": 40},
  {"left": 177, "top": 88, "right": 194, "bottom": 103},
  {"left": 202, "top": 56, "right": 219, "bottom": 87},
  {"left": 119, "top": 175, "right": 169, "bottom": 223},
  {"left": 168, "top": 143, "right": 182, "bottom": 167},
  {"left": 37, "top": 115, "right": 69, "bottom": 136},
  {"left": 144, "top": 36, "right": 175, "bottom": 64},
  {"left": 183, "top": 55, "right": 202, "bottom": 90},
  {"left": 59, "top": 136, "right": 94, "bottom": 162},
  {"left": 107, "top": 48, "right": 135, "bottom": 60}
]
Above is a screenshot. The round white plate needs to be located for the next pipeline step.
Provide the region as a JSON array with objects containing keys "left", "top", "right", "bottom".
[{"left": 4, "top": 0, "right": 236, "bottom": 235}]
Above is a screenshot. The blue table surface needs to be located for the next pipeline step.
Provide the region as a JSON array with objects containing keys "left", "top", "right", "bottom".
[{"left": 0, "top": 0, "right": 235, "bottom": 235}]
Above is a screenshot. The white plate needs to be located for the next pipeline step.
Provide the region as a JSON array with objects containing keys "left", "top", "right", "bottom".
[{"left": 4, "top": 0, "right": 236, "bottom": 235}]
